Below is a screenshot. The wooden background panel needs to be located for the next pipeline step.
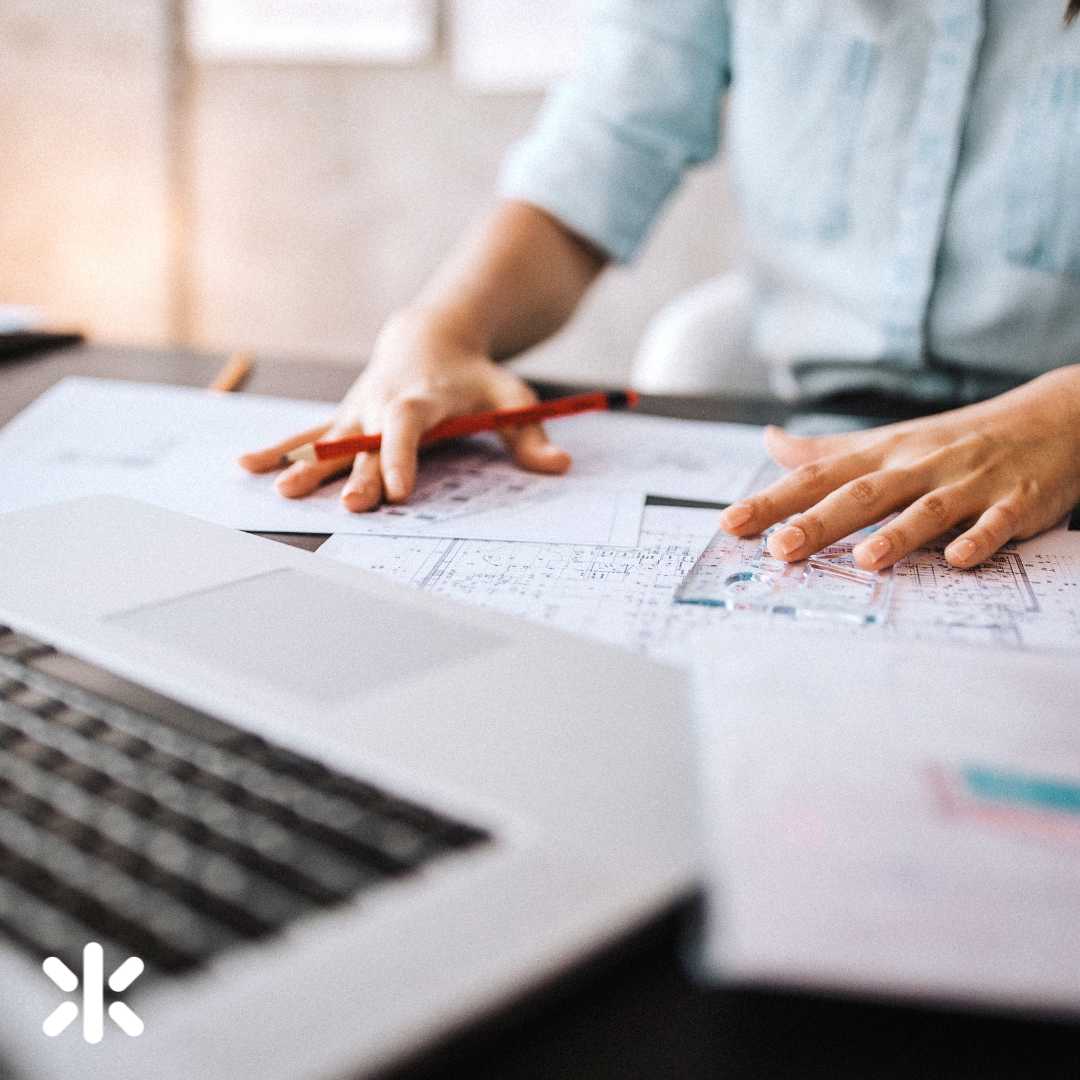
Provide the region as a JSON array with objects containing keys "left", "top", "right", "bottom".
[
  {"left": 0, "top": 2, "right": 742, "bottom": 385},
  {"left": 0, "top": 0, "right": 172, "bottom": 343}
]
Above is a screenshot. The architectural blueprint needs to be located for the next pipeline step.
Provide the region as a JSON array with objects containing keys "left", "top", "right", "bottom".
[
  {"left": 678, "top": 518, "right": 1080, "bottom": 652},
  {"left": 349, "top": 410, "right": 769, "bottom": 543},
  {"left": 323, "top": 494, "right": 1080, "bottom": 658},
  {"left": 347, "top": 439, "right": 644, "bottom": 545},
  {"left": 887, "top": 526, "right": 1080, "bottom": 650},
  {"left": 319, "top": 501, "right": 730, "bottom": 661}
]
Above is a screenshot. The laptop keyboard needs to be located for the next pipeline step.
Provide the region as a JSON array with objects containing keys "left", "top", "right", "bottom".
[{"left": 0, "top": 625, "right": 490, "bottom": 982}]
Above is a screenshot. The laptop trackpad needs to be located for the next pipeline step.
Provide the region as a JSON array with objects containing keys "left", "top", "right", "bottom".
[{"left": 107, "top": 568, "right": 504, "bottom": 704}]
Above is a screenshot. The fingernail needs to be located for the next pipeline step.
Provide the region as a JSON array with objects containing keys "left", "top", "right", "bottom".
[
  {"left": 341, "top": 485, "right": 367, "bottom": 512},
  {"left": 771, "top": 525, "right": 806, "bottom": 556},
  {"left": 722, "top": 503, "right": 753, "bottom": 529},
  {"left": 858, "top": 535, "right": 892, "bottom": 565},
  {"left": 385, "top": 469, "right": 405, "bottom": 498},
  {"left": 946, "top": 538, "right": 977, "bottom": 564}
]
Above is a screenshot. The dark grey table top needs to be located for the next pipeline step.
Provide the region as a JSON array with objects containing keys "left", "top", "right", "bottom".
[{"left": 3, "top": 343, "right": 1076, "bottom": 1080}]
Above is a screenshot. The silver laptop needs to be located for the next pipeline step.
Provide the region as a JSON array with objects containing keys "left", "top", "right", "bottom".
[{"left": 0, "top": 495, "right": 695, "bottom": 1080}]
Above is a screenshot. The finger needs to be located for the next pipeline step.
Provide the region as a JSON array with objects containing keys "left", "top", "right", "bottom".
[
  {"left": 485, "top": 369, "right": 570, "bottom": 472},
  {"left": 763, "top": 424, "right": 882, "bottom": 469},
  {"left": 850, "top": 484, "right": 982, "bottom": 570},
  {"left": 719, "top": 448, "right": 882, "bottom": 537},
  {"left": 764, "top": 466, "right": 930, "bottom": 562},
  {"left": 942, "top": 501, "right": 1024, "bottom": 569},
  {"left": 237, "top": 423, "right": 333, "bottom": 474},
  {"left": 275, "top": 453, "right": 355, "bottom": 498},
  {"left": 341, "top": 451, "right": 383, "bottom": 512},
  {"left": 499, "top": 422, "right": 572, "bottom": 474},
  {"left": 275, "top": 421, "right": 359, "bottom": 498},
  {"left": 380, "top": 396, "right": 441, "bottom": 503}
]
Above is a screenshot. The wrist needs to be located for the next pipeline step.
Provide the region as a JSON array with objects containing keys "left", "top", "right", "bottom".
[
  {"left": 1043, "top": 362, "right": 1080, "bottom": 412},
  {"left": 388, "top": 300, "right": 492, "bottom": 356},
  {"left": 1032, "top": 364, "right": 1080, "bottom": 455},
  {"left": 1064, "top": 364, "right": 1080, "bottom": 451}
]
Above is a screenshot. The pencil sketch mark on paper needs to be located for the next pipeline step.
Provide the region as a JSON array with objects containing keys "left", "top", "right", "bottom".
[{"left": 50, "top": 436, "right": 181, "bottom": 470}]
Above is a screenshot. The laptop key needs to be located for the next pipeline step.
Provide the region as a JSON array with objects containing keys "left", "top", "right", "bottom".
[{"left": 4, "top": 684, "right": 61, "bottom": 716}]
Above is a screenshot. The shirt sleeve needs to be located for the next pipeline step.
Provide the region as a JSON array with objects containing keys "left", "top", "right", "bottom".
[{"left": 498, "top": 0, "right": 731, "bottom": 262}]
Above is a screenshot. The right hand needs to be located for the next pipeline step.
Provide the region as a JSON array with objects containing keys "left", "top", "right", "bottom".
[{"left": 237, "top": 308, "right": 572, "bottom": 511}]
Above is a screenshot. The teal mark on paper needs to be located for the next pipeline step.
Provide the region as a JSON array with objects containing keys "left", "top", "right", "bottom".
[{"left": 963, "top": 765, "right": 1080, "bottom": 816}]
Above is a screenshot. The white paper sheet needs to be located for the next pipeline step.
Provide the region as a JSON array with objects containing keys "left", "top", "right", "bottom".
[
  {"left": 692, "top": 627, "right": 1080, "bottom": 1014},
  {"left": 0, "top": 378, "right": 662, "bottom": 544},
  {"left": 548, "top": 409, "right": 770, "bottom": 505},
  {"left": 319, "top": 501, "right": 730, "bottom": 660}
]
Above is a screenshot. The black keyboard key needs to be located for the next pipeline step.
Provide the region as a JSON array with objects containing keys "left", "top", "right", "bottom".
[{"left": 4, "top": 684, "right": 61, "bottom": 717}]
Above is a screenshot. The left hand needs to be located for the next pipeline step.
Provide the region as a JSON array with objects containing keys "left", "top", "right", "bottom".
[{"left": 718, "top": 365, "right": 1080, "bottom": 570}]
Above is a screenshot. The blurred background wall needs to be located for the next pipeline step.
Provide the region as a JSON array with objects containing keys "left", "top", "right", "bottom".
[{"left": 0, "top": 1, "right": 742, "bottom": 383}]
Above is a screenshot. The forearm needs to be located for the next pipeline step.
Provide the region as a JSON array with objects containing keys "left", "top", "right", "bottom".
[{"left": 404, "top": 200, "right": 608, "bottom": 361}]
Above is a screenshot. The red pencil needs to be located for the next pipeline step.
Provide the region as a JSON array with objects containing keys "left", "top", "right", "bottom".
[{"left": 285, "top": 389, "right": 640, "bottom": 463}]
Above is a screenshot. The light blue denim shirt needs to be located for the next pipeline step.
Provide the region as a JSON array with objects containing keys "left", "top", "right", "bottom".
[{"left": 499, "top": 0, "right": 1080, "bottom": 402}]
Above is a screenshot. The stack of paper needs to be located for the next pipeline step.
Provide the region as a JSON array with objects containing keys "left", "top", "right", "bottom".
[
  {"left": 0, "top": 375, "right": 768, "bottom": 547},
  {"left": 692, "top": 627, "right": 1080, "bottom": 1014},
  {"left": 0, "top": 376, "right": 773, "bottom": 657}
]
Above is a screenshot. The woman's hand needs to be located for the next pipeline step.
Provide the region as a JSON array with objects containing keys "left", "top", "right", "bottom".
[
  {"left": 238, "top": 306, "right": 571, "bottom": 511},
  {"left": 238, "top": 200, "right": 605, "bottom": 509},
  {"left": 719, "top": 365, "right": 1080, "bottom": 570}
]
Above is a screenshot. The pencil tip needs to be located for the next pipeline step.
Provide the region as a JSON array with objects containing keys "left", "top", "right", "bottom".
[
  {"left": 284, "top": 444, "right": 316, "bottom": 465},
  {"left": 608, "top": 389, "right": 640, "bottom": 410}
]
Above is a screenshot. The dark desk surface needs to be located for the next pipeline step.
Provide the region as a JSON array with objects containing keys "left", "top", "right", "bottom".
[{"left": 3, "top": 345, "right": 1077, "bottom": 1080}]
